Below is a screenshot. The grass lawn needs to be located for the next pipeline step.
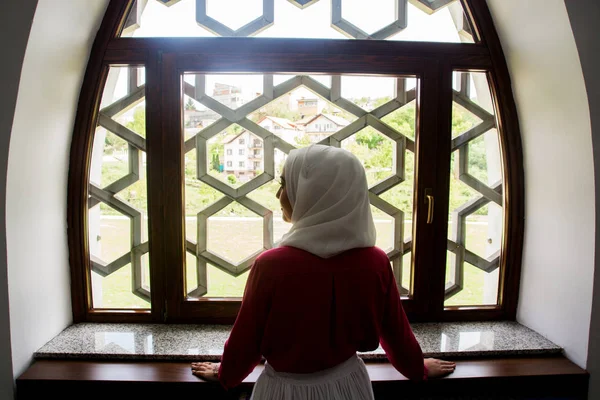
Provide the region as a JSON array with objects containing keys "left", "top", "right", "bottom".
[{"left": 92, "top": 217, "right": 496, "bottom": 309}]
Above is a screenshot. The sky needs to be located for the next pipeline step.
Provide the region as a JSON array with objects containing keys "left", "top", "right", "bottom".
[{"left": 120, "top": 0, "right": 466, "bottom": 101}]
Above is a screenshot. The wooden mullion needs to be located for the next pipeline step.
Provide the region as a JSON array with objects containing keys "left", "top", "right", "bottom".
[
  {"left": 68, "top": 0, "right": 135, "bottom": 322},
  {"left": 427, "top": 60, "right": 454, "bottom": 320},
  {"left": 176, "top": 52, "right": 429, "bottom": 76},
  {"left": 464, "top": 1, "right": 525, "bottom": 320},
  {"left": 106, "top": 37, "right": 490, "bottom": 59},
  {"left": 145, "top": 50, "right": 167, "bottom": 323},
  {"left": 409, "top": 61, "right": 442, "bottom": 319},
  {"left": 160, "top": 53, "right": 186, "bottom": 321}
]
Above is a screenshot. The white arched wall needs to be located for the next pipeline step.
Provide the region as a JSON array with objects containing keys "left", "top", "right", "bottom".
[
  {"left": 562, "top": 1, "right": 600, "bottom": 399},
  {"left": 0, "top": 3, "right": 39, "bottom": 399},
  {"left": 4, "top": 0, "right": 109, "bottom": 384},
  {"left": 487, "top": 0, "right": 595, "bottom": 369}
]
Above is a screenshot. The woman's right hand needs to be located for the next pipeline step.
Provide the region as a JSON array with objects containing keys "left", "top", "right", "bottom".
[{"left": 424, "top": 358, "right": 456, "bottom": 378}]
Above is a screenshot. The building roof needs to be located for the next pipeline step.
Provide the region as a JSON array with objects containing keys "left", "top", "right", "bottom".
[
  {"left": 223, "top": 130, "right": 261, "bottom": 144},
  {"left": 257, "top": 115, "right": 297, "bottom": 130},
  {"left": 296, "top": 113, "right": 350, "bottom": 127}
]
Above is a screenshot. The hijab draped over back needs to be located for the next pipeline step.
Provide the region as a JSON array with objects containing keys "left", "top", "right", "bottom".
[{"left": 278, "top": 144, "right": 376, "bottom": 258}]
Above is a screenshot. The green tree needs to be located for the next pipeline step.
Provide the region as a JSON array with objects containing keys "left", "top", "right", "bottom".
[
  {"left": 125, "top": 107, "right": 146, "bottom": 137},
  {"left": 294, "top": 135, "right": 312, "bottom": 147},
  {"left": 212, "top": 153, "right": 221, "bottom": 171},
  {"left": 185, "top": 98, "right": 197, "bottom": 111},
  {"left": 251, "top": 101, "right": 301, "bottom": 122}
]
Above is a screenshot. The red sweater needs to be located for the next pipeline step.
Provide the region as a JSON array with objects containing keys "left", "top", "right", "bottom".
[{"left": 219, "top": 246, "right": 427, "bottom": 389}]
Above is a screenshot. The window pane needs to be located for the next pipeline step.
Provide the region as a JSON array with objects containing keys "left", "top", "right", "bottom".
[
  {"left": 445, "top": 71, "right": 502, "bottom": 307},
  {"left": 89, "top": 66, "right": 150, "bottom": 309},
  {"left": 120, "top": 0, "right": 475, "bottom": 43},
  {"left": 182, "top": 72, "right": 417, "bottom": 298}
]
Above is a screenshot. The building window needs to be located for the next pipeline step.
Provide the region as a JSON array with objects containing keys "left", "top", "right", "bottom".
[{"left": 69, "top": 0, "right": 523, "bottom": 323}]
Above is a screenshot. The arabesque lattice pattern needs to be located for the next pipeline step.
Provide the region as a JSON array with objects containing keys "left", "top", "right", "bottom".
[
  {"left": 184, "top": 74, "right": 417, "bottom": 297},
  {"left": 446, "top": 71, "right": 502, "bottom": 301},
  {"left": 89, "top": 67, "right": 150, "bottom": 303}
]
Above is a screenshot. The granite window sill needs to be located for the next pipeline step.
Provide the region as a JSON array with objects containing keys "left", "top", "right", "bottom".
[{"left": 34, "top": 321, "right": 561, "bottom": 362}]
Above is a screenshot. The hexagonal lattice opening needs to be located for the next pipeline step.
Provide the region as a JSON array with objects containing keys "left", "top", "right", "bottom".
[
  {"left": 205, "top": 74, "right": 263, "bottom": 110},
  {"left": 112, "top": 103, "right": 146, "bottom": 139},
  {"left": 342, "top": 127, "right": 396, "bottom": 187},
  {"left": 205, "top": 263, "right": 250, "bottom": 297},
  {"left": 91, "top": 262, "right": 150, "bottom": 309},
  {"left": 207, "top": 125, "right": 265, "bottom": 188},
  {"left": 96, "top": 131, "right": 130, "bottom": 188},
  {"left": 401, "top": 252, "right": 412, "bottom": 294},
  {"left": 184, "top": 173, "right": 224, "bottom": 243},
  {"left": 444, "top": 257, "right": 499, "bottom": 307},
  {"left": 183, "top": 94, "right": 211, "bottom": 135},
  {"left": 340, "top": 0, "right": 398, "bottom": 37},
  {"left": 274, "top": 74, "right": 331, "bottom": 88},
  {"left": 452, "top": 102, "right": 483, "bottom": 139},
  {"left": 341, "top": 75, "right": 397, "bottom": 112},
  {"left": 113, "top": 165, "right": 148, "bottom": 215},
  {"left": 184, "top": 254, "right": 254, "bottom": 299},
  {"left": 380, "top": 180, "right": 414, "bottom": 242},
  {"left": 206, "top": 0, "right": 262, "bottom": 30},
  {"left": 381, "top": 101, "right": 417, "bottom": 141},
  {"left": 186, "top": 251, "right": 201, "bottom": 297},
  {"left": 207, "top": 202, "right": 264, "bottom": 265},
  {"left": 88, "top": 203, "right": 131, "bottom": 266},
  {"left": 464, "top": 202, "right": 502, "bottom": 260},
  {"left": 371, "top": 205, "right": 395, "bottom": 253},
  {"left": 141, "top": 253, "right": 151, "bottom": 292}
]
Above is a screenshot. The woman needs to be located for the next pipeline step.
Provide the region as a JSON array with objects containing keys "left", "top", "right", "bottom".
[{"left": 192, "top": 144, "right": 455, "bottom": 399}]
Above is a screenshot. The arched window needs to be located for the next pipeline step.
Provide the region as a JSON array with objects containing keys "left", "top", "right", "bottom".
[{"left": 69, "top": 0, "right": 523, "bottom": 323}]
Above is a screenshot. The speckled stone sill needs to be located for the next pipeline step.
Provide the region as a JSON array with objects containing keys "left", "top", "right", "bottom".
[{"left": 33, "top": 321, "right": 562, "bottom": 362}]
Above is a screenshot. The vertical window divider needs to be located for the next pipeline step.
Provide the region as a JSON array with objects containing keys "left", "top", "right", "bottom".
[
  {"left": 160, "top": 53, "right": 186, "bottom": 321},
  {"left": 146, "top": 49, "right": 167, "bottom": 323},
  {"left": 409, "top": 60, "right": 445, "bottom": 321}
]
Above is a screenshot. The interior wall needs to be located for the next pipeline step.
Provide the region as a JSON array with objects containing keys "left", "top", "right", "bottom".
[
  {"left": 0, "top": 2, "right": 39, "bottom": 399},
  {"left": 487, "top": 0, "right": 595, "bottom": 368},
  {"left": 6, "top": 0, "right": 109, "bottom": 383},
  {"left": 562, "top": 1, "right": 600, "bottom": 398}
]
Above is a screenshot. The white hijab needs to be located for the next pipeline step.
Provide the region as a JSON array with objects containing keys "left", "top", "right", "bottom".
[{"left": 278, "top": 144, "right": 376, "bottom": 258}]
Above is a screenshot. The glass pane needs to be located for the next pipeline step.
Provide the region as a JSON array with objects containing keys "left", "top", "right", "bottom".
[
  {"left": 182, "top": 71, "right": 417, "bottom": 298},
  {"left": 207, "top": 204, "right": 264, "bottom": 265},
  {"left": 89, "top": 66, "right": 150, "bottom": 309},
  {"left": 120, "top": 0, "right": 475, "bottom": 43},
  {"left": 341, "top": 128, "right": 395, "bottom": 187},
  {"left": 205, "top": 264, "right": 250, "bottom": 298},
  {"left": 205, "top": 126, "right": 265, "bottom": 188},
  {"left": 206, "top": 74, "right": 263, "bottom": 110},
  {"left": 445, "top": 71, "right": 502, "bottom": 307}
]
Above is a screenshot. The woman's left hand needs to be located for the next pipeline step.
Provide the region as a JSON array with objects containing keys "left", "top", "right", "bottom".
[{"left": 191, "top": 362, "right": 221, "bottom": 381}]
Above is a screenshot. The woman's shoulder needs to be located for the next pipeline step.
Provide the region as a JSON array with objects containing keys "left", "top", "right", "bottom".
[
  {"left": 345, "top": 246, "right": 390, "bottom": 262},
  {"left": 255, "top": 246, "right": 309, "bottom": 264}
]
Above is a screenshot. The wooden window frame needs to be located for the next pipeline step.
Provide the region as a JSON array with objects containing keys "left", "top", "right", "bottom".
[{"left": 68, "top": 0, "right": 524, "bottom": 324}]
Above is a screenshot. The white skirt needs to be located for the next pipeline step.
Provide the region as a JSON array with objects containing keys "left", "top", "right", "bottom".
[{"left": 250, "top": 354, "right": 375, "bottom": 400}]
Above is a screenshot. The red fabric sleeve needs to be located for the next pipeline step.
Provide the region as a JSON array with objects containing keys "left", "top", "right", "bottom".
[
  {"left": 378, "top": 267, "right": 427, "bottom": 381},
  {"left": 218, "top": 260, "right": 271, "bottom": 389}
]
